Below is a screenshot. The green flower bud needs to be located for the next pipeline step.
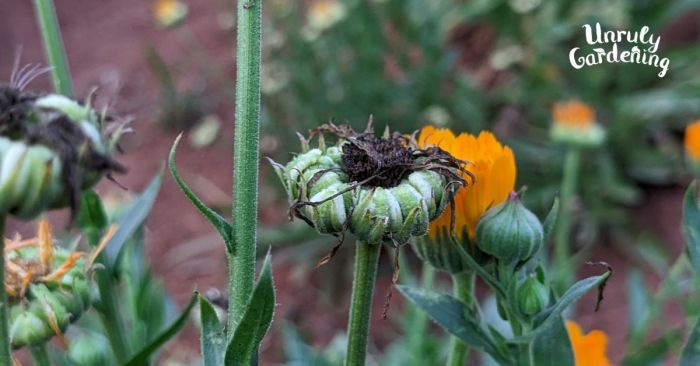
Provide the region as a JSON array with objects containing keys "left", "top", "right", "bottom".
[
  {"left": 0, "top": 89, "right": 126, "bottom": 220},
  {"left": 513, "top": 274, "right": 549, "bottom": 317},
  {"left": 69, "top": 333, "right": 112, "bottom": 366},
  {"left": 475, "top": 192, "right": 543, "bottom": 265},
  {"left": 271, "top": 123, "right": 465, "bottom": 246}
]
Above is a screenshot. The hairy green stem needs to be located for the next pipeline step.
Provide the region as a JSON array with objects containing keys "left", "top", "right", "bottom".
[
  {"left": 447, "top": 271, "right": 474, "bottom": 366},
  {"left": 33, "top": 0, "right": 74, "bottom": 98},
  {"left": 30, "top": 344, "right": 51, "bottom": 366},
  {"left": 228, "top": 0, "right": 263, "bottom": 337},
  {"left": 0, "top": 217, "right": 9, "bottom": 365},
  {"left": 96, "top": 270, "right": 131, "bottom": 363},
  {"left": 345, "top": 242, "right": 381, "bottom": 366},
  {"left": 554, "top": 148, "right": 580, "bottom": 291}
]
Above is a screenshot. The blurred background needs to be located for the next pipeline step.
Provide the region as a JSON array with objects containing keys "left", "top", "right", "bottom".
[{"left": 1, "top": 0, "right": 699, "bottom": 364}]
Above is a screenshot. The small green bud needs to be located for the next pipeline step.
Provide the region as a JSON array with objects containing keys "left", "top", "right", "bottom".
[
  {"left": 475, "top": 192, "right": 543, "bottom": 265},
  {"left": 69, "top": 333, "right": 112, "bottom": 366},
  {"left": 513, "top": 275, "right": 549, "bottom": 317}
]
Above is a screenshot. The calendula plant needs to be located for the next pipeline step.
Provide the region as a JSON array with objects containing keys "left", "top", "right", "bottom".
[
  {"left": 270, "top": 120, "right": 468, "bottom": 365},
  {"left": 399, "top": 125, "right": 613, "bottom": 366}
]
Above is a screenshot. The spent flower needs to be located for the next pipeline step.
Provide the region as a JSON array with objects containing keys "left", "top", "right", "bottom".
[
  {"left": 0, "top": 83, "right": 126, "bottom": 220},
  {"left": 270, "top": 120, "right": 468, "bottom": 249},
  {"left": 6, "top": 219, "right": 116, "bottom": 348}
]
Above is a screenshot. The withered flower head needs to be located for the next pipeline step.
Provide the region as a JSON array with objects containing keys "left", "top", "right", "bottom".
[
  {"left": 5, "top": 219, "right": 116, "bottom": 349},
  {"left": 270, "top": 117, "right": 470, "bottom": 253},
  {"left": 0, "top": 78, "right": 126, "bottom": 220}
]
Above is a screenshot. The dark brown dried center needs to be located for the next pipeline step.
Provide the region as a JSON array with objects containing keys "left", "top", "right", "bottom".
[{"left": 341, "top": 134, "right": 414, "bottom": 188}]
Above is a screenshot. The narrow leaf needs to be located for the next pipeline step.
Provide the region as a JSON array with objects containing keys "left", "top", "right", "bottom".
[
  {"left": 225, "top": 252, "right": 276, "bottom": 365},
  {"left": 680, "top": 316, "right": 700, "bottom": 366},
  {"left": 169, "top": 134, "right": 234, "bottom": 253},
  {"left": 542, "top": 198, "right": 559, "bottom": 240},
  {"left": 200, "top": 295, "right": 226, "bottom": 366},
  {"left": 683, "top": 181, "right": 700, "bottom": 276},
  {"left": 397, "top": 285, "right": 508, "bottom": 364},
  {"left": 531, "top": 316, "right": 574, "bottom": 366},
  {"left": 627, "top": 269, "right": 650, "bottom": 338},
  {"left": 76, "top": 190, "right": 108, "bottom": 246},
  {"left": 622, "top": 329, "right": 681, "bottom": 366},
  {"left": 104, "top": 172, "right": 163, "bottom": 269},
  {"left": 124, "top": 292, "right": 198, "bottom": 366}
]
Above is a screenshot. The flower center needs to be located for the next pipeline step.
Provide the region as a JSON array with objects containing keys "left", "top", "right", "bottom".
[{"left": 341, "top": 134, "right": 414, "bottom": 188}]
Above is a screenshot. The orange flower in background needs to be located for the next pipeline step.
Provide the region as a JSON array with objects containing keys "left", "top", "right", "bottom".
[
  {"left": 552, "top": 100, "right": 596, "bottom": 129},
  {"left": 550, "top": 100, "right": 605, "bottom": 147},
  {"left": 418, "top": 126, "right": 516, "bottom": 240},
  {"left": 154, "top": 0, "right": 188, "bottom": 28},
  {"left": 566, "top": 320, "right": 612, "bottom": 366},
  {"left": 684, "top": 120, "right": 700, "bottom": 162}
]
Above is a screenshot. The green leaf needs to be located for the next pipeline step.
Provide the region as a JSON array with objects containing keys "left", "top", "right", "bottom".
[
  {"left": 76, "top": 190, "right": 108, "bottom": 246},
  {"left": 200, "top": 295, "right": 226, "bottom": 366},
  {"left": 542, "top": 198, "right": 559, "bottom": 240},
  {"left": 623, "top": 329, "right": 681, "bottom": 366},
  {"left": 530, "top": 316, "right": 574, "bottom": 366},
  {"left": 169, "top": 134, "right": 234, "bottom": 253},
  {"left": 627, "top": 269, "right": 650, "bottom": 338},
  {"left": 683, "top": 181, "right": 700, "bottom": 276},
  {"left": 103, "top": 172, "right": 163, "bottom": 269},
  {"left": 124, "top": 292, "right": 198, "bottom": 366},
  {"left": 513, "top": 269, "right": 612, "bottom": 343},
  {"left": 396, "top": 285, "right": 508, "bottom": 364},
  {"left": 225, "top": 252, "right": 276, "bottom": 365},
  {"left": 680, "top": 316, "right": 700, "bottom": 366}
]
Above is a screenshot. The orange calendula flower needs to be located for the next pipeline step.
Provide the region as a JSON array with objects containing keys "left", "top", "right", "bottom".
[
  {"left": 566, "top": 320, "right": 612, "bottom": 366},
  {"left": 154, "top": 0, "right": 188, "bottom": 28},
  {"left": 551, "top": 100, "right": 605, "bottom": 147},
  {"left": 418, "top": 126, "right": 516, "bottom": 240},
  {"left": 684, "top": 120, "right": 700, "bottom": 162}
]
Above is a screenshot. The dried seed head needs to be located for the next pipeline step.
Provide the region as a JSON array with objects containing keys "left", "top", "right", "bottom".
[{"left": 270, "top": 119, "right": 469, "bottom": 248}]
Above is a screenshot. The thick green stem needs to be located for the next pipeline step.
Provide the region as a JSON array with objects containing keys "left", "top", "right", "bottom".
[
  {"left": 554, "top": 148, "right": 580, "bottom": 291},
  {"left": 447, "top": 272, "right": 474, "bottom": 366},
  {"left": 345, "top": 242, "right": 381, "bottom": 366},
  {"left": 228, "top": 0, "right": 263, "bottom": 336},
  {"left": 0, "top": 217, "right": 9, "bottom": 365},
  {"left": 33, "top": 0, "right": 74, "bottom": 98},
  {"left": 96, "top": 270, "right": 131, "bottom": 363},
  {"left": 30, "top": 344, "right": 51, "bottom": 366}
]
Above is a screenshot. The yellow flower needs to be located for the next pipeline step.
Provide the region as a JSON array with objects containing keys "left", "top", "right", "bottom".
[
  {"left": 566, "top": 320, "right": 613, "bottom": 366},
  {"left": 307, "top": 0, "right": 347, "bottom": 32},
  {"left": 154, "top": 0, "right": 188, "bottom": 28},
  {"left": 684, "top": 120, "right": 700, "bottom": 162},
  {"left": 418, "top": 126, "right": 516, "bottom": 240},
  {"left": 550, "top": 100, "right": 605, "bottom": 146}
]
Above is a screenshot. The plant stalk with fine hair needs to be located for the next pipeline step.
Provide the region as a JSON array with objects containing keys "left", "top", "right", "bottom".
[
  {"left": 33, "top": 0, "right": 74, "bottom": 98},
  {"left": 229, "top": 0, "right": 263, "bottom": 336},
  {"left": 0, "top": 217, "right": 8, "bottom": 364},
  {"left": 447, "top": 271, "right": 474, "bottom": 366},
  {"left": 345, "top": 242, "right": 381, "bottom": 366},
  {"left": 30, "top": 344, "right": 52, "bottom": 366},
  {"left": 554, "top": 148, "right": 580, "bottom": 291}
]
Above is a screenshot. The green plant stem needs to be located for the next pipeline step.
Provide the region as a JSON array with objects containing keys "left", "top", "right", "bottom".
[
  {"left": 33, "top": 0, "right": 74, "bottom": 98},
  {"left": 447, "top": 271, "right": 474, "bottom": 366},
  {"left": 407, "top": 264, "right": 435, "bottom": 365},
  {"left": 228, "top": 0, "right": 263, "bottom": 337},
  {"left": 0, "top": 217, "right": 9, "bottom": 365},
  {"left": 30, "top": 344, "right": 51, "bottom": 366},
  {"left": 96, "top": 270, "right": 131, "bottom": 363},
  {"left": 554, "top": 148, "right": 581, "bottom": 291},
  {"left": 345, "top": 242, "right": 381, "bottom": 366}
]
